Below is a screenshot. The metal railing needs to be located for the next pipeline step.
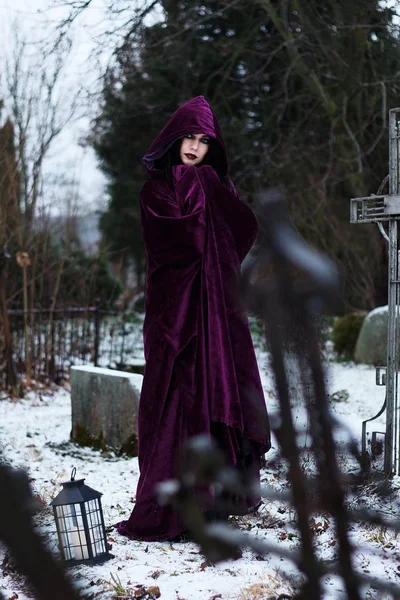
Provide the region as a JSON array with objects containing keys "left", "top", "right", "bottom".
[{"left": 1, "top": 304, "right": 144, "bottom": 389}]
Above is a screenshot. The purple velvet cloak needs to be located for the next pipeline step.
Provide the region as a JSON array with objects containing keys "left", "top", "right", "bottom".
[{"left": 116, "top": 96, "right": 271, "bottom": 541}]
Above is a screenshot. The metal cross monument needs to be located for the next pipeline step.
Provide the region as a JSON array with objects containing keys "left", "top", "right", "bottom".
[{"left": 351, "top": 107, "right": 400, "bottom": 477}]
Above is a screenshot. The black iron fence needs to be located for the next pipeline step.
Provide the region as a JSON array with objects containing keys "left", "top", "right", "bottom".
[{"left": 1, "top": 305, "right": 144, "bottom": 389}]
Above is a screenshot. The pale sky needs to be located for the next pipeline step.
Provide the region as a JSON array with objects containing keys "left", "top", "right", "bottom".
[{"left": 0, "top": 0, "right": 158, "bottom": 216}]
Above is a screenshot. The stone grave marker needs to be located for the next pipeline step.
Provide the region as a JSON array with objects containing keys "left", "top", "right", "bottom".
[{"left": 70, "top": 366, "right": 142, "bottom": 455}]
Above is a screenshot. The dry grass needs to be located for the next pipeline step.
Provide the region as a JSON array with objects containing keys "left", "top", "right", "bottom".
[{"left": 236, "top": 571, "right": 297, "bottom": 599}]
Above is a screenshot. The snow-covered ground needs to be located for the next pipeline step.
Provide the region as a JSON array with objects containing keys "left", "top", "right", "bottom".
[{"left": 1, "top": 342, "right": 400, "bottom": 600}]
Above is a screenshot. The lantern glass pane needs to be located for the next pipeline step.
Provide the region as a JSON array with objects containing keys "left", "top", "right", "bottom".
[
  {"left": 55, "top": 505, "right": 73, "bottom": 561},
  {"left": 85, "top": 498, "right": 106, "bottom": 556},
  {"left": 56, "top": 503, "right": 89, "bottom": 561}
]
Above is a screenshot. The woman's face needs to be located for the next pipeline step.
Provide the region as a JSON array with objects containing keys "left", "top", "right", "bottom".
[{"left": 180, "top": 133, "right": 210, "bottom": 166}]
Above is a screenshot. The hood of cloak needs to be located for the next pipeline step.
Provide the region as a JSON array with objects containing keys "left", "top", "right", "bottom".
[{"left": 142, "top": 95, "right": 229, "bottom": 177}]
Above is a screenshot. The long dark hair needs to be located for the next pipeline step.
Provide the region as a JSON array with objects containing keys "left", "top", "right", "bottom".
[{"left": 154, "top": 137, "right": 229, "bottom": 188}]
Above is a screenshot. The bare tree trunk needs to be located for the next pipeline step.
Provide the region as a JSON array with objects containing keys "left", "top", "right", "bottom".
[
  {"left": 45, "top": 213, "right": 73, "bottom": 377},
  {"left": 15, "top": 251, "right": 32, "bottom": 384},
  {"left": 22, "top": 265, "right": 30, "bottom": 384},
  {"left": 0, "top": 251, "right": 19, "bottom": 396},
  {"left": 45, "top": 257, "right": 65, "bottom": 378},
  {"left": 36, "top": 224, "right": 50, "bottom": 379},
  {"left": 29, "top": 235, "right": 39, "bottom": 379}
]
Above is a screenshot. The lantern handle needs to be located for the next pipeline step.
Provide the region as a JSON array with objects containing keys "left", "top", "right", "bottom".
[{"left": 70, "top": 467, "right": 76, "bottom": 481}]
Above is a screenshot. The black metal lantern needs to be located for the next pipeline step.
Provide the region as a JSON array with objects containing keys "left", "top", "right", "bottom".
[{"left": 50, "top": 468, "right": 113, "bottom": 565}]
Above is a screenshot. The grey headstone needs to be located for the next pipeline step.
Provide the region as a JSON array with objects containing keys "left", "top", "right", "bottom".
[
  {"left": 70, "top": 366, "right": 142, "bottom": 453},
  {"left": 354, "top": 305, "right": 391, "bottom": 366}
]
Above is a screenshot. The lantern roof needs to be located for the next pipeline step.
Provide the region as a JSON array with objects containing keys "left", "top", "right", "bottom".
[{"left": 50, "top": 469, "right": 102, "bottom": 506}]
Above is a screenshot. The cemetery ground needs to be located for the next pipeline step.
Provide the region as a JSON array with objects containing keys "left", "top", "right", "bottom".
[{"left": 1, "top": 333, "right": 400, "bottom": 599}]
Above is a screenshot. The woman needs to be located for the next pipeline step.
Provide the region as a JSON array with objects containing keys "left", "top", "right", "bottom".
[{"left": 116, "top": 95, "right": 270, "bottom": 542}]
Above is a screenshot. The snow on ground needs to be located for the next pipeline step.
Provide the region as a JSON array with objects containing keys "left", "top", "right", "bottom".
[{"left": 1, "top": 345, "right": 400, "bottom": 599}]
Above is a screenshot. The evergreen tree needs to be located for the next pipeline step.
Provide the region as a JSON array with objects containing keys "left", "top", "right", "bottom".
[{"left": 94, "top": 0, "right": 400, "bottom": 309}]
